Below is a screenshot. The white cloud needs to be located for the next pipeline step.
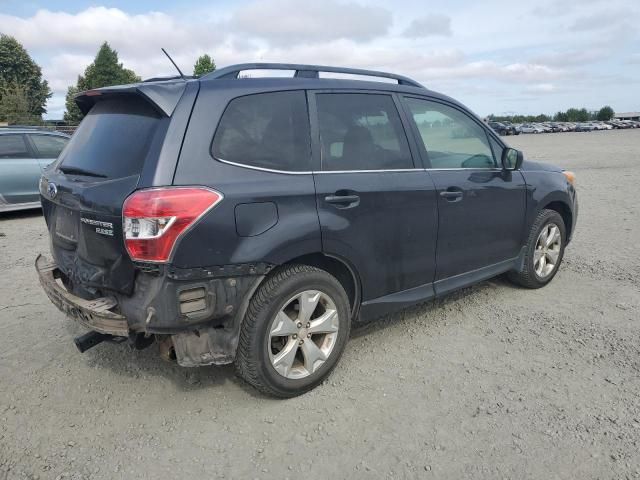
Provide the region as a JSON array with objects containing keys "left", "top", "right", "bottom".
[
  {"left": 0, "top": 7, "right": 220, "bottom": 53},
  {"left": 230, "top": 0, "right": 391, "bottom": 44},
  {"left": 403, "top": 14, "right": 452, "bottom": 37},
  {"left": 0, "top": 0, "right": 638, "bottom": 119},
  {"left": 530, "top": 49, "right": 609, "bottom": 67},
  {"left": 569, "top": 9, "right": 632, "bottom": 31},
  {"left": 523, "top": 83, "right": 559, "bottom": 94}
]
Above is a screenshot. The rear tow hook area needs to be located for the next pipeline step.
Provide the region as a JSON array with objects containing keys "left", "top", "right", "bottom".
[
  {"left": 74, "top": 331, "right": 117, "bottom": 353},
  {"left": 74, "top": 331, "right": 155, "bottom": 353}
]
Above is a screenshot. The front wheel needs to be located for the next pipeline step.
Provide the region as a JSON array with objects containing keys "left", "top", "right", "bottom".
[
  {"left": 235, "top": 264, "right": 351, "bottom": 397},
  {"left": 509, "top": 209, "right": 566, "bottom": 288}
]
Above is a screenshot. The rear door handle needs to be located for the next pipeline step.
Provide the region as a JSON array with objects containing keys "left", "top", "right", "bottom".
[
  {"left": 440, "top": 190, "right": 464, "bottom": 201},
  {"left": 324, "top": 194, "right": 360, "bottom": 208}
]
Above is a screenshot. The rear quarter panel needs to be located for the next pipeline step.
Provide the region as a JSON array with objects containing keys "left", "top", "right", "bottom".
[{"left": 171, "top": 81, "right": 321, "bottom": 268}]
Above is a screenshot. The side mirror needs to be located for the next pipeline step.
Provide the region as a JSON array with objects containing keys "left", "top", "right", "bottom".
[{"left": 502, "top": 148, "right": 523, "bottom": 170}]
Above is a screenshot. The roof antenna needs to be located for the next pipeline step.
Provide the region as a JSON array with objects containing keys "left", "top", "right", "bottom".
[{"left": 161, "top": 48, "right": 185, "bottom": 80}]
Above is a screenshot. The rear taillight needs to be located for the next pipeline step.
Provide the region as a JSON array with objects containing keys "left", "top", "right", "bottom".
[{"left": 123, "top": 187, "right": 223, "bottom": 263}]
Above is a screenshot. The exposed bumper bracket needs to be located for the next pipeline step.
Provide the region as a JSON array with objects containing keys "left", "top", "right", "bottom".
[{"left": 35, "top": 254, "right": 129, "bottom": 337}]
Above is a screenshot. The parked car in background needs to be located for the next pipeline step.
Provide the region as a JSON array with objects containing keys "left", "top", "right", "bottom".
[
  {"left": 0, "top": 128, "right": 70, "bottom": 213},
  {"left": 520, "top": 124, "right": 544, "bottom": 134},
  {"left": 488, "top": 121, "right": 510, "bottom": 136},
  {"left": 502, "top": 121, "right": 521, "bottom": 135},
  {"left": 575, "top": 123, "right": 596, "bottom": 132}
]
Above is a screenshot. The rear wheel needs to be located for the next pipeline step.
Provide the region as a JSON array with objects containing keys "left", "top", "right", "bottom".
[
  {"left": 509, "top": 209, "right": 566, "bottom": 288},
  {"left": 235, "top": 264, "right": 351, "bottom": 397}
]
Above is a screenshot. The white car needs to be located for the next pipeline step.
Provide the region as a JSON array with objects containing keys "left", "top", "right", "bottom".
[{"left": 520, "top": 124, "right": 544, "bottom": 134}]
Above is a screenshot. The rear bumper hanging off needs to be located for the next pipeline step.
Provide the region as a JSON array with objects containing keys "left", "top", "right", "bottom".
[{"left": 35, "top": 254, "right": 129, "bottom": 337}]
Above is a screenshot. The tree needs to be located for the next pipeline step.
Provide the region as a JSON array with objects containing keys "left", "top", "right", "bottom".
[
  {"left": 63, "top": 86, "right": 82, "bottom": 124},
  {"left": 64, "top": 42, "right": 140, "bottom": 123},
  {"left": 554, "top": 111, "right": 568, "bottom": 122},
  {"left": 0, "top": 84, "right": 40, "bottom": 124},
  {"left": 193, "top": 54, "right": 216, "bottom": 76},
  {"left": 596, "top": 105, "right": 614, "bottom": 121},
  {"left": 0, "top": 34, "right": 51, "bottom": 121},
  {"left": 564, "top": 108, "right": 589, "bottom": 122}
]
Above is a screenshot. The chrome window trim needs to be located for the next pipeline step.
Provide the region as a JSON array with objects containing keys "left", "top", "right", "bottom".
[
  {"left": 216, "top": 157, "right": 505, "bottom": 175},
  {"left": 318, "top": 168, "right": 422, "bottom": 174},
  {"left": 426, "top": 167, "right": 504, "bottom": 172},
  {"left": 215, "top": 157, "right": 312, "bottom": 175}
]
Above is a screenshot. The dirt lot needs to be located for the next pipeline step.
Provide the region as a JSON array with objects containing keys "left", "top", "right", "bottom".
[{"left": 1, "top": 130, "right": 639, "bottom": 479}]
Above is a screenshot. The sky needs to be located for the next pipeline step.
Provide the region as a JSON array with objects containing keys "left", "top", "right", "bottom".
[{"left": 1, "top": 0, "right": 639, "bottom": 120}]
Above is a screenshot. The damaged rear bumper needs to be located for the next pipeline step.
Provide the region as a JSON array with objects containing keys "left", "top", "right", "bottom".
[
  {"left": 35, "top": 254, "right": 129, "bottom": 336},
  {"left": 36, "top": 254, "right": 269, "bottom": 366}
]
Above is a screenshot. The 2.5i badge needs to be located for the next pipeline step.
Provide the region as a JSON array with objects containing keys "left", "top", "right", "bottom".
[{"left": 80, "top": 217, "right": 114, "bottom": 237}]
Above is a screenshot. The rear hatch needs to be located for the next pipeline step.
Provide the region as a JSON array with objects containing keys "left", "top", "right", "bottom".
[{"left": 41, "top": 86, "right": 187, "bottom": 297}]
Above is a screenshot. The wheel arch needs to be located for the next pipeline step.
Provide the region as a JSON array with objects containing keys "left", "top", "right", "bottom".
[
  {"left": 280, "top": 252, "right": 361, "bottom": 319},
  {"left": 541, "top": 200, "right": 573, "bottom": 241}
]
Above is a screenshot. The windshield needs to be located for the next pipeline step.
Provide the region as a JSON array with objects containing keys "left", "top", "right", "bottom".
[{"left": 59, "top": 96, "right": 164, "bottom": 178}]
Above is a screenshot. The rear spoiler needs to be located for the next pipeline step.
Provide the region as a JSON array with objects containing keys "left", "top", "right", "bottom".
[{"left": 74, "top": 80, "right": 191, "bottom": 117}]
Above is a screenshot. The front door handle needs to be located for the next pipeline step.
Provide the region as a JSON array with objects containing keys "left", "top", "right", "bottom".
[
  {"left": 440, "top": 189, "right": 464, "bottom": 201},
  {"left": 325, "top": 194, "right": 360, "bottom": 208}
]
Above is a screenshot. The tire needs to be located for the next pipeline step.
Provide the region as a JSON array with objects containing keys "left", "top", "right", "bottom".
[
  {"left": 508, "top": 209, "right": 566, "bottom": 289},
  {"left": 235, "top": 264, "right": 351, "bottom": 398}
]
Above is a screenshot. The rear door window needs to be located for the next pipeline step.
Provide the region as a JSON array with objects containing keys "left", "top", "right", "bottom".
[
  {"left": 59, "top": 96, "right": 163, "bottom": 178},
  {"left": 30, "top": 134, "right": 69, "bottom": 158},
  {"left": 0, "top": 134, "right": 30, "bottom": 159},
  {"left": 315, "top": 93, "right": 413, "bottom": 171},
  {"left": 211, "top": 91, "right": 311, "bottom": 172}
]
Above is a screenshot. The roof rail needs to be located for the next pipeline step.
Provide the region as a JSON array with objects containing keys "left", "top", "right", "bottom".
[{"left": 202, "top": 63, "right": 424, "bottom": 88}]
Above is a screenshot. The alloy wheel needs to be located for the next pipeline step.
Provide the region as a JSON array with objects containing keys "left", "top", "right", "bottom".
[
  {"left": 534, "top": 223, "right": 562, "bottom": 278},
  {"left": 268, "top": 290, "right": 339, "bottom": 380}
]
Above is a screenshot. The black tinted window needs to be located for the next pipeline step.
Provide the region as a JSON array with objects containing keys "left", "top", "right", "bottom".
[
  {"left": 212, "top": 91, "right": 310, "bottom": 171},
  {"left": 30, "top": 134, "right": 68, "bottom": 158},
  {"left": 0, "top": 134, "right": 29, "bottom": 158},
  {"left": 316, "top": 93, "right": 412, "bottom": 171},
  {"left": 404, "top": 98, "right": 496, "bottom": 169},
  {"left": 60, "top": 97, "right": 162, "bottom": 178}
]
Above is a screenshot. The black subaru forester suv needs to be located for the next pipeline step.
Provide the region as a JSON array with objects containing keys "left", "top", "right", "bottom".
[{"left": 36, "top": 63, "right": 577, "bottom": 397}]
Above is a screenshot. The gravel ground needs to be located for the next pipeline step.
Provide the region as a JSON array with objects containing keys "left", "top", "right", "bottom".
[{"left": 1, "top": 129, "right": 639, "bottom": 479}]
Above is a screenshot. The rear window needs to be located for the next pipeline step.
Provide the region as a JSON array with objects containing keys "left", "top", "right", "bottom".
[
  {"left": 211, "top": 91, "right": 311, "bottom": 172},
  {"left": 0, "top": 134, "right": 29, "bottom": 158},
  {"left": 59, "top": 96, "right": 162, "bottom": 178},
  {"left": 30, "top": 134, "right": 68, "bottom": 158}
]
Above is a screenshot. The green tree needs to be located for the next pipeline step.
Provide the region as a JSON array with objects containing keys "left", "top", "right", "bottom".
[
  {"left": 63, "top": 86, "right": 82, "bottom": 124},
  {"left": 564, "top": 108, "right": 589, "bottom": 122},
  {"left": 0, "top": 84, "right": 40, "bottom": 124},
  {"left": 554, "top": 111, "right": 568, "bottom": 122},
  {"left": 64, "top": 42, "right": 140, "bottom": 123},
  {"left": 193, "top": 54, "right": 216, "bottom": 76},
  {"left": 596, "top": 105, "right": 614, "bottom": 121},
  {"left": 0, "top": 34, "right": 51, "bottom": 121}
]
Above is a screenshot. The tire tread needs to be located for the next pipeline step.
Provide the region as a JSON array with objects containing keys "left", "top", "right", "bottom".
[
  {"left": 235, "top": 264, "right": 345, "bottom": 397},
  {"left": 509, "top": 209, "right": 565, "bottom": 289}
]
